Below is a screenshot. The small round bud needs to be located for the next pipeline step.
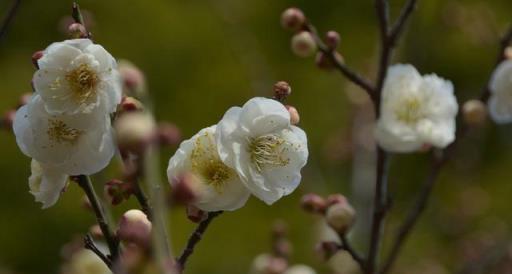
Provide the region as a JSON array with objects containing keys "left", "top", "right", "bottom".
[
  {"left": 104, "top": 179, "right": 132, "bottom": 205},
  {"left": 186, "top": 205, "right": 207, "bottom": 223},
  {"left": 119, "top": 96, "right": 144, "bottom": 113},
  {"left": 170, "top": 173, "right": 199, "bottom": 206},
  {"left": 281, "top": 8, "right": 306, "bottom": 32},
  {"left": 300, "top": 193, "right": 326, "bottom": 214},
  {"left": 273, "top": 81, "right": 292, "bottom": 101},
  {"left": 119, "top": 61, "right": 146, "bottom": 93},
  {"left": 315, "top": 51, "right": 344, "bottom": 71},
  {"left": 504, "top": 46, "right": 512, "bottom": 60},
  {"left": 285, "top": 105, "right": 300, "bottom": 125},
  {"left": 68, "top": 23, "right": 87, "bottom": 38},
  {"left": 283, "top": 265, "right": 317, "bottom": 274},
  {"left": 326, "top": 202, "right": 356, "bottom": 234},
  {"left": 326, "top": 194, "right": 347, "bottom": 207},
  {"left": 117, "top": 209, "right": 152, "bottom": 248},
  {"left": 157, "top": 122, "right": 181, "bottom": 146},
  {"left": 114, "top": 112, "right": 156, "bottom": 153},
  {"left": 291, "top": 31, "right": 317, "bottom": 58},
  {"left": 325, "top": 31, "right": 341, "bottom": 49},
  {"left": 316, "top": 241, "right": 340, "bottom": 260},
  {"left": 1, "top": 110, "right": 15, "bottom": 130},
  {"left": 462, "top": 99, "right": 487, "bottom": 126},
  {"left": 31, "top": 51, "right": 43, "bottom": 69}
]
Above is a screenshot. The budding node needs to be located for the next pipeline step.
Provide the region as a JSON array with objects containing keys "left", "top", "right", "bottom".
[{"left": 281, "top": 8, "right": 306, "bottom": 32}]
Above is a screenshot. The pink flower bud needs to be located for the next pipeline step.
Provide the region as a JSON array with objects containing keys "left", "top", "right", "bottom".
[
  {"left": 325, "top": 31, "right": 341, "bottom": 49},
  {"left": 300, "top": 193, "right": 326, "bottom": 214},
  {"left": 117, "top": 209, "right": 152, "bottom": 248},
  {"left": 157, "top": 122, "right": 181, "bottom": 146},
  {"left": 170, "top": 173, "right": 198, "bottom": 206},
  {"left": 291, "top": 31, "right": 317, "bottom": 58},
  {"left": 31, "top": 51, "right": 43, "bottom": 69},
  {"left": 273, "top": 81, "right": 292, "bottom": 101},
  {"left": 281, "top": 8, "right": 306, "bottom": 32},
  {"left": 119, "top": 62, "right": 146, "bottom": 92},
  {"left": 326, "top": 194, "right": 347, "bottom": 207},
  {"left": 104, "top": 179, "right": 132, "bottom": 205},
  {"left": 68, "top": 23, "right": 87, "bottom": 38},
  {"left": 186, "top": 205, "right": 207, "bottom": 223},
  {"left": 285, "top": 105, "right": 300, "bottom": 125},
  {"left": 462, "top": 99, "right": 487, "bottom": 126},
  {"left": 326, "top": 202, "right": 356, "bottom": 234},
  {"left": 119, "top": 96, "right": 144, "bottom": 113}
]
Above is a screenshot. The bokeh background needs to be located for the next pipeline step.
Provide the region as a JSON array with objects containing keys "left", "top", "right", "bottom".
[{"left": 1, "top": 0, "right": 512, "bottom": 273}]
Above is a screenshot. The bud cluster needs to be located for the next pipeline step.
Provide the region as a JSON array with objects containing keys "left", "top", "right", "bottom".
[{"left": 301, "top": 193, "right": 356, "bottom": 234}]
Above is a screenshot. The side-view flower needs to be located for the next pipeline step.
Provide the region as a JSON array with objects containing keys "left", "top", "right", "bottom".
[{"left": 375, "top": 64, "right": 459, "bottom": 153}]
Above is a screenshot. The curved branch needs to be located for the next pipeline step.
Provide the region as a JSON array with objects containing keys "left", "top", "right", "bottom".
[{"left": 0, "top": 0, "right": 21, "bottom": 42}]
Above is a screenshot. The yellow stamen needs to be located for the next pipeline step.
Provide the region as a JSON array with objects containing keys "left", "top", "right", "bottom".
[
  {"left": 249, "top": 134, "right": 290, "bottom": 172},
  {"left": 47, "top": 119, "right": 83, "bottom": 145}
]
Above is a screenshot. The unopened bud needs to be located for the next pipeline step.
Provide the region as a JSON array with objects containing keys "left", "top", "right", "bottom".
[
  {"left": 300, "top": 193, "right": 326, "bottom": 214},
  {"left": 104, "top": 179, "right": 132, "bottom": 205},
  {"left": 504, "top": 46, "right": 512, "bottom": 60},
  {"left": 157, "top": 122, "right": 181, "bottom": 146},
  {"left": 285, "top": 105, "right": 300, "bottom": 125},
  {"left": 186, "top": 205, "right": 207, "bottom": 223},
  {"left": 281, "top": 8, "right": 306, "bottom": 32},
  {"left": 117, "top": 209, "right": 152, "bottom": 248},
  {"left": 326, "top": 202, "right": 356, "bottom": 234},
  {"left": 2, "top": 110, "right": 15, "bottom": 130},
  {"left": 316, "top": 241, "right": 340, "bottom": 260},
  {"left": 68, "top": 23, "right": 87, "bottom": 38},
  {"left": 119, "top": 61, "right": 146, "bottom": 93},
  {"left": 291, "top": 31, "right": 317, "bottom": 58},
  {"left": 283, "top": 265, "right": 317, "bottom": 274},
  {"left": 170, "top": 173, "right": 198, "bottom": 205},
  {"left": 325, "top": 31, "right": 341, "bottom": 49},
  {"left": 315, "top": 51, "right": 344, "bottom": 71},
  {"left": 31, "top": 51, "right": 43, "bottom": 69},
  {"left": 273, "top": 81, "right": 292, "bottom": 101},
  {"left": 462, "top": 99, "right": 486, "bottom": 126},
  {"left": 326, "top": 194, "right": 347, "bottom": 207},
  {"left": 119, "top": 96, "right": 144, "bottom": 113},
  {"left": 114, "top": 112, "right": 156, "bottom": 153},
  {"left": 250, "top": 254, "right": 288, "bottom": 274}
]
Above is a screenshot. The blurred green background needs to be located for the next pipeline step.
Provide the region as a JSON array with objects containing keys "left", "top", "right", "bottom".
[{"left": 1, "top": 0, "right": 512, "bottom": 273}]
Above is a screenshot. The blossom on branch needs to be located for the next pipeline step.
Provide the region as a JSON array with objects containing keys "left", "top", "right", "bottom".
[
  {"left": 489, "top": 59, "right": 512, "bottom": 123},
  {"left": 33, "top": 39, "right": 122, "bottom": 115},
  {"left": 375, "top": 64, "right": 458, "bottom": 153},
  {"left": 167, "top": 126, "right": 250, "bottom": 211},
  {"left": 216, "top": 97, "right": 308, "bottom": 205}
]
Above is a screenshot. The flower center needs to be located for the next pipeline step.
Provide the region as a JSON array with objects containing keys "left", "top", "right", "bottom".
[
  {"left": 190, "top": 131, "right": 234, "bottom": 192},
  {"left": 394, "top": 97, "right": 424, "bottom": 124},
  {"left": 65, "top": 63, "right": 100, "bottom": 105},
  {"left": 249, "top": 134, "right": 290, "bottom": 172},
  {"left": 47, "top": 119, "right": 83, "bottom": 145}
]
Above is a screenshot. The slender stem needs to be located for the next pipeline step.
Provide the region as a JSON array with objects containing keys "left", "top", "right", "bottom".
[
  {"left": 379, "top": 154, "right": 443, "bottom": 274},
  {"left": 84, "top": 234, "right": 112, "bottom": 268},
  {"left": 76, "top": 175, "right": 120, "bottom": 262},
  {"left": 0, "top": 0, "right": 21, "bottom": 42},
  {"left": 340, "top": 234, "right": 367, "bottom": 271},
  {"left": 388, "top": 0, "right": 419, "bottom": 47},
  {"left": 132, "top": 179, "right": 153, "bottom": 220},
  {"left": 367, "top": 147, "right": 390, "bottom": 273},
  {"left": 305, "top": 23, "right": 376, "bottom": 96},
  {"left": 177, "top": 211, "right": 223, "bottom": 272}
]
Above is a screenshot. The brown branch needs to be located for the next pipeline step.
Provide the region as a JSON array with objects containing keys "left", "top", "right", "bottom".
[
  {"left": 71, "top": 2, "right": 92, "bottom": 39},
  {"left": 340, "top": 234, "right": 367, "bottom": 271},
  {"left": 305, "top": 23, "right": 376, "bottom": 96},
  {"left": 84, "top": 234, "right": 112, "bottom": 268},
  {"left": 0, "top": 0, "right": 21, "bottom": 42},
  {"left": 388, "top": 0, "right": 419, "bottom": 47},
  {"left": 76, "top": 175, "right": 120, "bottom": 262},
  {"left": 176, "top": 211, "right": 223, "bottom": 272},
  {"left": 132, "top": 179, "right": 153, "bottom": 220}
]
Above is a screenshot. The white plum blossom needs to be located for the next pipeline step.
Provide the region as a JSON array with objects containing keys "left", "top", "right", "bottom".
[
  {"left": 28, "top": 160, "right": 68, "bottom": 209},
  {"left": 33, "top": 39, "right": 122, "bottom": 114},
  {"left": 13, "top": 95, "right": 115, "bottom": 175},
  {"left": 167, "top": 126, "right": 250, "bottom": 211},
  {"left": 216, "top": 97, "right": 308, "bottom": 205},
  {"left": 488, "top": 59, "right": 512, "bottom": 123},
  {"left": 375, "top": 64, "right": 458, "bottom": 153}
]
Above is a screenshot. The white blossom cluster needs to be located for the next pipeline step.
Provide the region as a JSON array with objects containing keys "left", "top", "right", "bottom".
[
  {"left": 13, "top": 39, "right": 122, "bottom": 208},
  {"left": 167, "top": 97, "right": 309, "bottom": 211}
]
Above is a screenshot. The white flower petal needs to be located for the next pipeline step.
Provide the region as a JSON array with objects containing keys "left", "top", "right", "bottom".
[
  {"left": 29, "top": 160, "right": 68, "bottom": 209},
  {"left": 239, "top": 97, "right": 290, "bottom": 137},
  {"left": 489, "top": 60, "right": 512, "bottom": 123}
]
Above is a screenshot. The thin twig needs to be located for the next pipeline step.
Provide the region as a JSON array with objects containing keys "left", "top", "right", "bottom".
[
  {"left": 340, "top": 234, "right": 367, "bottom": 271},
  {"left": 379, "top": 153, "right": 444, "bottom": 274},
  {"left": 132, "top": 179, "right": 153, "bottom": 220},
  {"left": 176, "top": 211, "right": 223, "bottom": 272},
  {"left": 0, "top": 0, "right": 21, "bottom": 42},
  {"left": 388, "top": 0, "right": 419, "bottom": 47},
  {"left": 76, "top": 175, "right": 120, "bottom": 262},
  {"left": 305, "top": 23, "right": 375, "bottom": 96},
  {"left": 84, "top": 234, "right": 112, "bottom": 268},
  {"left": 71, "top": 2, "right": 92, "bottom": 39}
]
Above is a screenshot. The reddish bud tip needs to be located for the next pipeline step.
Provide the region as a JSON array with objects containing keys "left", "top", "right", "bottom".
[
  {"left": 326, "top": 194, "right": 348, "bottom": 207},
  {"left": 281, "top": 7, "right": 306, "bottom": 32},
  {"left": 300, "top": 193, "right": 326, "bottom": 214},
  {"left": 68, "top": 23, "right": 87, "bottom": 38},
  {"left": 325, "top": 31, "right": 341, "bottom": 49},
  {"left": 273, "top": 81, "right": 292, "bottom": 101},
  {"left": 31, "top": 51, "right": 43, "bottom": 69}
]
